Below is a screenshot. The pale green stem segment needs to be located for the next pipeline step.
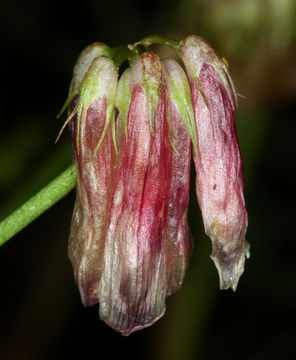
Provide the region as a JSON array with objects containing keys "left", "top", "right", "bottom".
[
  {"left": 107, "top": 45, "right": 133, "bottom": 68},
  {"left": 134, "top": 35, "right": 180, "bottom": 52},
  {"left": 0, "top": 164, "right": 77, "bottom": 246}
]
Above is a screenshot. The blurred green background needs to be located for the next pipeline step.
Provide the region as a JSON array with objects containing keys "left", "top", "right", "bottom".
[{"left": 1, "top": 0, "right": 296, "bottom": 359}]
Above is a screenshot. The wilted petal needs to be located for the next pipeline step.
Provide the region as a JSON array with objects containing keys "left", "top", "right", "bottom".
[
  {"left": 180, "top": 35, "right": 249, "bottom": 291},
  {"left": 162, "top": 59, "right": 193, "bottom": 295},
  {"left": 98, "top": 52, "right": 172, "bottom": 335},
  {"left": 69, "top": 56, "right": 118, "bottom": 306}
]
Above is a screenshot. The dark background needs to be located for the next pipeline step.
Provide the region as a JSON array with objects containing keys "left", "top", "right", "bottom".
[{"left": 0, "top": 0, "right": 296, "bottom": 359}]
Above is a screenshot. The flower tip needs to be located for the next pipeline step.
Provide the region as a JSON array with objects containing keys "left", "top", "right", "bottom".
[
  {"left": 100, "top": 307, "right": 166, "bottom": 336},
  {"left": 79, "top": 285, "right": 100, "bottom": 307},
  {"left": 210, "top": 241, "right": 250, "bottom": 291}
]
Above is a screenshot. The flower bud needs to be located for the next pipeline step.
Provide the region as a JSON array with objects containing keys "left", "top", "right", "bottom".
[
  {"left": 68, "top": 56, "right": 118, "bottom": 306},
  {"left": 161, "top": 59, "right": 193, "bottom": 295},
  {"left": 70, "top": 43, "right": 110, "bottom": 97},
  {"left": 180, "top": 35, "right": 249, "bottom": 290},
  {"left": 97, "top": 51, "right": 172, "bottom": 335},
  {"left": 58, "top": 43, "right": 110, "bottom": 117}
]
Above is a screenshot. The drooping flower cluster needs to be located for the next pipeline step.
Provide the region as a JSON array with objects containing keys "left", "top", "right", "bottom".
[{"left": 61, "top": 35, "right": 249, "bottom": 335}]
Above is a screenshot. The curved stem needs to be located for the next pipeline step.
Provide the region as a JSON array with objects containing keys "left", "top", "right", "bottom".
[
  {"left": 107, "top": 45, "right": 133, "bottom": 68},
  {"left": 134, "top": 35, "right": 180, "bottom": 52},
  {"left": 0, "top": 164, "right": 77, "bottom": 246}
]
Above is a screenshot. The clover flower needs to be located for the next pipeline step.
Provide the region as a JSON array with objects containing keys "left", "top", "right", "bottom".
[{"left": 62, "top": 35, "right": 249, "bottom": 335}]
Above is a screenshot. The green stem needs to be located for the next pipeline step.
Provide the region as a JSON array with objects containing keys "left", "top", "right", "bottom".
[
  {"left": 135, "top": 35, "right": 180, "bottom": 52},
  {"left": 107, "top": 45, "right": 133, "bottom": 68},
  {"left": 0, "top": 164, "right": 77, "bottom": 246}
]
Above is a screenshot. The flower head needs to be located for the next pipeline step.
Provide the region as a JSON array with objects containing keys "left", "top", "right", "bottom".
[{"left": 63, "top": 34, "right": 249, "bottom": 334}]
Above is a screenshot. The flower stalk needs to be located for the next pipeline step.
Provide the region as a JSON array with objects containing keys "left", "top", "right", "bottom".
[{"left": 0, "top": 164, "right": 77, "bottom": 246}]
